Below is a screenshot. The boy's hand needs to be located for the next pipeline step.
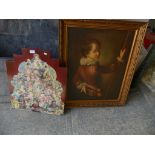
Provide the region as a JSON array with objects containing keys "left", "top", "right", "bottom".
[
  {"left": 77, "top": 82, "right": 102, "bottom": 96},
  {"left": 117, "top": 48, "right": 126, "bottom": 62}
]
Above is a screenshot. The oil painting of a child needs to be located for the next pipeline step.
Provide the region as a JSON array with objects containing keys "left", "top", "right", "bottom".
[
  {"left": 66, "top": 26, "right": 134, "bottom": 101},
  {"left": 73, "top": 39, "right": 126, "bottom": 98}
]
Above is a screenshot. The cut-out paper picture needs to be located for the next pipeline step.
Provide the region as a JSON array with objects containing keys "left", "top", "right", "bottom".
[{"left": 6, "top": 50, "right": 67, "bottom": 115}]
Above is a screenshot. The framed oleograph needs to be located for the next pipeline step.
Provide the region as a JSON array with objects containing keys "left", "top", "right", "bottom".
[{"left": 59, "top": 19, "right": 148, "bottom": 107}]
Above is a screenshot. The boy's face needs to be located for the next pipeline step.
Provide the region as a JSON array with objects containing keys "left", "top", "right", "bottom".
[{"left": 87, "top": 43, "right": 100, "bottom": 60}]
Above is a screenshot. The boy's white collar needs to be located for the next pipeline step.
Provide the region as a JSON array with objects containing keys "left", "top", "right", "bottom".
[{"left": 80, "top": 57, "right": 98, "bottom": 65}]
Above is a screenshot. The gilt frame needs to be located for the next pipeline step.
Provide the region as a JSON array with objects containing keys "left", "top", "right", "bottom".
[{"left": 59, "top": 19, "right": 148, "bottom": 107}]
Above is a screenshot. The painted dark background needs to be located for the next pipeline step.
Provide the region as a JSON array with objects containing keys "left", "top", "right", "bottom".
[
  {"left": 0, "top": 19, "right": 59, "bottom": 57},
  {"left": 67, "top": 27, "right": 135, "bottom": 100}
]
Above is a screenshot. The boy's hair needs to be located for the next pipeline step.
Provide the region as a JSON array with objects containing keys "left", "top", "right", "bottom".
[{"left": 81, "top": 39, "right": 101, "bottom": 57}]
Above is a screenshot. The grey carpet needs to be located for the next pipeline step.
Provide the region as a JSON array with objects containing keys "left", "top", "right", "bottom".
[{"left": 0, "top": 59, "right": 155, "bottom": 135}]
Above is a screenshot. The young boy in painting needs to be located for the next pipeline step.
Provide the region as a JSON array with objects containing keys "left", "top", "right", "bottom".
[{"left": 73, "top": 39, "right": 126, "bottom": 97}]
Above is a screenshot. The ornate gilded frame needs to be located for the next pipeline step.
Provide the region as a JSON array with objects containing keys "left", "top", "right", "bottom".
[{"left": 59, "top": 19, "right": 148, "bottom": 107}]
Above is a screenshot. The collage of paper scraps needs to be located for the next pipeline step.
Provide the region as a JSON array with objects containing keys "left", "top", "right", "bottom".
[{"left": 6, "top": 50, "right": 67, "bottom": 115}]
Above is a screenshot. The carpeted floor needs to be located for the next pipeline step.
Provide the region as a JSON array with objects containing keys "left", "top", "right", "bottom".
[{"left": 0, "top": 59, "right": 155, "bottom": 135}]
